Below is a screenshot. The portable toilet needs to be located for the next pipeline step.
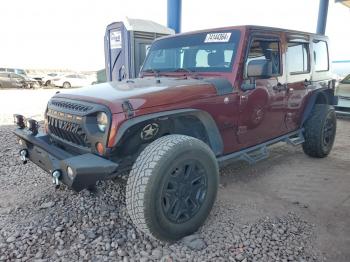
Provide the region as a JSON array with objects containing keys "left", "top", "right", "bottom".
[{"left": 104, "top": 18, "right": 174, "bottom": 82}]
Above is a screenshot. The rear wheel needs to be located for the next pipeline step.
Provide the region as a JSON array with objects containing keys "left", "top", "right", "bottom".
[
  {"left": 302, "top": 104, "right": 336, "bottom": 158},
  {"left": 62, "top": 82, "right": 71, "bottom": 88},
  {"left": 126, "top": 135, "right": 219, "bottom": 241}
]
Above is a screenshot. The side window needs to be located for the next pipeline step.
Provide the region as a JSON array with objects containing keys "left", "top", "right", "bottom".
[
  {"left": 313, "top": 40, "right": 329, "bottom": 71},
  {"left": 246, "top": 39, "right": 281, "bottom": 75},
  {"left": 286, "top": 42, "right": 309, "bottom": 74}
]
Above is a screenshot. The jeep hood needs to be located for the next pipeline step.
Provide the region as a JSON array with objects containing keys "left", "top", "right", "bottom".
[{"left": 53, "top": 77, "right": 226, "bottom": 113}]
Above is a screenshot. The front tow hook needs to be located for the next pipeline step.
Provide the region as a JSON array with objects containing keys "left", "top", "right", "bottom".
[
  {"left": 19, "top": 149, "right": 28, "bottom": 164},
  {"left": 52, "top": 170, "right": 61, "bottom": 189}
]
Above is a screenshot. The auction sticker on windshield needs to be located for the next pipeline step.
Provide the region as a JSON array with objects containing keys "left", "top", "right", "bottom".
[{"left": 204, "top": 33, "right": 231, "bottom": 43}]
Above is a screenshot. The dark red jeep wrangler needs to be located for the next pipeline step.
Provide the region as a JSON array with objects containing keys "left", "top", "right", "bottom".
[{"left": 14, "top": 25, "right": 337, "bottom": 241}]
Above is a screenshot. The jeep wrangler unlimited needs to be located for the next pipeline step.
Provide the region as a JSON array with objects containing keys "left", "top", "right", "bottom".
[{"left": 14, "top": 26, "right": 337, "bottom": 241}]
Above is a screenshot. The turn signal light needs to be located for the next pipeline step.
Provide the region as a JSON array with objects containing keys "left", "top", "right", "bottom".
[{"left": 96, "top": 142, "right": 104, "bottom": 155}]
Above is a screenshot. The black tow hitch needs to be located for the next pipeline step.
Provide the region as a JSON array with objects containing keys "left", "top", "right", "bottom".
[
  {"left": 52, "top": 170, "right": 61, "bottom": 189},
  {"left": 19, "top": 149, "right": 28, "bottom": 164}
]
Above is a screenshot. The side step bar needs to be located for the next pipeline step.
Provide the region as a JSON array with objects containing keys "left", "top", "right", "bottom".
[{"left": 218, "top": 129, "right": 304, "bottom": 167}]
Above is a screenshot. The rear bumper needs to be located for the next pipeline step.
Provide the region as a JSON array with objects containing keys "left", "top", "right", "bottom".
[{"left": 13, "top": 129, "right": 119, "bottom": 191}]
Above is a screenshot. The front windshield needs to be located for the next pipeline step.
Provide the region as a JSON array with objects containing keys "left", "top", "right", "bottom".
[{"left": 142, "top": 30, "right": 240, "bottom": 73}]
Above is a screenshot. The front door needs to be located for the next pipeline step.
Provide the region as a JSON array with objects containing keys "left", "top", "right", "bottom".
[
  {"left": 237, "top": 36, "right": 287, "bottom": 148},
  {"left": 284, "top": 39, "right": 311, "bottom": 131}
]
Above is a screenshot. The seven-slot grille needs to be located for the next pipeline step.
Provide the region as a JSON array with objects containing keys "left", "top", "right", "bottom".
[
  {"left": 47, "top": 115, "right": 90, "bottom": 147},
  {"left": 50, "top": 100, "right": 93, "bottom": 112}
]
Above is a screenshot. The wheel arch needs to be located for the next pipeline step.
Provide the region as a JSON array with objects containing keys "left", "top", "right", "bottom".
[
  {"left": 301, "top": 88, "right": 336, "bottom": 126},
  {"left": 112, "top": 109, "right": 224, "bottom": 156}
]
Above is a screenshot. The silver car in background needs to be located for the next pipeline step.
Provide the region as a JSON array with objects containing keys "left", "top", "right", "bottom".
[
  {"left": 0, "top": 72, "right": 40, "bottom": 89},
  {"left": 335, "top": 74, "right": 350, "bottom": 116}
]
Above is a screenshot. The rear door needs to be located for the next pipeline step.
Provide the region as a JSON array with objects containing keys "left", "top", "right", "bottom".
[
  {"left": 0, "top": 73, "right": 12, "bottom": 88},
  {"left": 237, "top": 34, "right": 287, "bottom": 148},
  {"left": 285, "top": 35, "right": 311, "bottom": 131}
]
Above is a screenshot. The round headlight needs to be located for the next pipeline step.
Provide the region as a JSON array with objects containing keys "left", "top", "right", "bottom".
[{"left": 97, "top": 112, "right": 108, "bottom": 132}]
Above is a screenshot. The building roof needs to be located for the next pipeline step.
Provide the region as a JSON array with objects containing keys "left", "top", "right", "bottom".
[
  {"left": 123, "top": 17, "right": 175, "bottom": 35},
  {"left": 336, "top": 0, "right": 350, "bottom": 8}
]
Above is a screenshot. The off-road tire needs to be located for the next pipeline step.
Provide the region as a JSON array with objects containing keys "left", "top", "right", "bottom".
[
  {"left": 302, "top": 104, "right": 336, "bottom": 158},
  {"left": 126, "top": 135, "right": 219, "bottom": 241},
  {"left": 62, "top": 82, "right": 71, "bottom": 88}
]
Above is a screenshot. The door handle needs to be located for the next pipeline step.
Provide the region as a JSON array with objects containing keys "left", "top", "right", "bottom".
[
  {"left": 273, "top": 83, "right": 287, "bottom": 91},
  {"left": 304, "top": 79, "right": 312, "bottom": 87}
]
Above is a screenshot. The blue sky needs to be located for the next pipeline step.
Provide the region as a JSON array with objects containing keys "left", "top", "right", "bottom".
[{"left": 0, "top": 0, "right": 349, "bottom": 70}]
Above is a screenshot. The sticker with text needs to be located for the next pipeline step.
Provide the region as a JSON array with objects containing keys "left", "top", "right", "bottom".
[
  {"left": 204, "top": 33, "right": 231, "bottom": 43},
  {"left": 110, "top": 30, "right": 122, "bottom": 49}
]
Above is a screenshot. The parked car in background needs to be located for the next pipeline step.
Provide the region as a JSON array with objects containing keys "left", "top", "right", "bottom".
[
  {"left": 335, "top": 74, "right": 350, "bottom": 116},
  {"left": 50, "top": 74, "right": 97, "bottom": 88},
  {"left": 0, "top": 68, "right": 27, "bottom": 76},
  {"left": 41, "top": 73, "right": 62, "bottom": 86},
  {"left": 0, "top": 72, "right": 25, "bottom": 88},
  {"left": 0, "top": 72, "right": 40, "bottom": 89}
]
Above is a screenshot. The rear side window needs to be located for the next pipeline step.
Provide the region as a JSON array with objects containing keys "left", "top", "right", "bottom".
[
  {"left": 313, "top": 40, "right": 329, "bottom": 71},
  {"left": 246, "top": 39, "right": 281, "bottom": 75},
  {"left": 287, "top": 42, "right": 309, "bottom": 74}
]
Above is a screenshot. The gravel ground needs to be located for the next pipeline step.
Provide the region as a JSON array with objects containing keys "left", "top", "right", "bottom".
[{"left": 0, "top": 124, "right": 327, "bottom": 262}]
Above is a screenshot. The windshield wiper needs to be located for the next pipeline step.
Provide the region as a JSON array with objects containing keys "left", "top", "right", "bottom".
[
  {"left": 173, "top": 68, "right": 195, "bottom": 73},
  {"left": 141, "top": 69, "right": 161, "bottom": 77}
]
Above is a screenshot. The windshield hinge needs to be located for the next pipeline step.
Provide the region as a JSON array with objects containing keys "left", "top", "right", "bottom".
[{"left": 122, "top": 100, "right": 134, "bottom": 119}]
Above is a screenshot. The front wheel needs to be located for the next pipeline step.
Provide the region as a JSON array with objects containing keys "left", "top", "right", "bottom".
[
  {"left": 126, "top": 135, "right": 219, "bottom": 241},
  {"left": 302, "top": 104, "right": 337, "bottom": 158},
  {"left": 62, "top": 82, "right": 71, "bottom": 88}
]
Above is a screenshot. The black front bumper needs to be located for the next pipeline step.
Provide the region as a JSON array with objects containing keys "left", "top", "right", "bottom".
[{"left": 13, "top": 129, "right": 119, "bottom": 191}]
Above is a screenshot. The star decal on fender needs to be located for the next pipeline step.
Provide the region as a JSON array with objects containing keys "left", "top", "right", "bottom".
[{"left": 140, "top": 123, "right": 159, "bottom": 140}]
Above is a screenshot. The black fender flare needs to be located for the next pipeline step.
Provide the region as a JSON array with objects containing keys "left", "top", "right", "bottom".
[
  {"left": 301, "top": 88, "right": 336, "bottom": 126},
  {"left": 113, "top": 109, "right": 224, "bottom": 156}
]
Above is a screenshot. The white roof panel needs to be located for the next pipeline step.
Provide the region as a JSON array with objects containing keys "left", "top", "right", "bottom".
[{"left": 123, "top": 17, "right": 174, "bottom": 35}]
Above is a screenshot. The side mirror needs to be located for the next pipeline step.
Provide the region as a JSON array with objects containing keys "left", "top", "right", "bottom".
[
  {"left": 247, "top": 59, "right": 272, "bottom": 79},
  {"left": 241, "top": 59, "right": 273, "bottom": 91}
]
